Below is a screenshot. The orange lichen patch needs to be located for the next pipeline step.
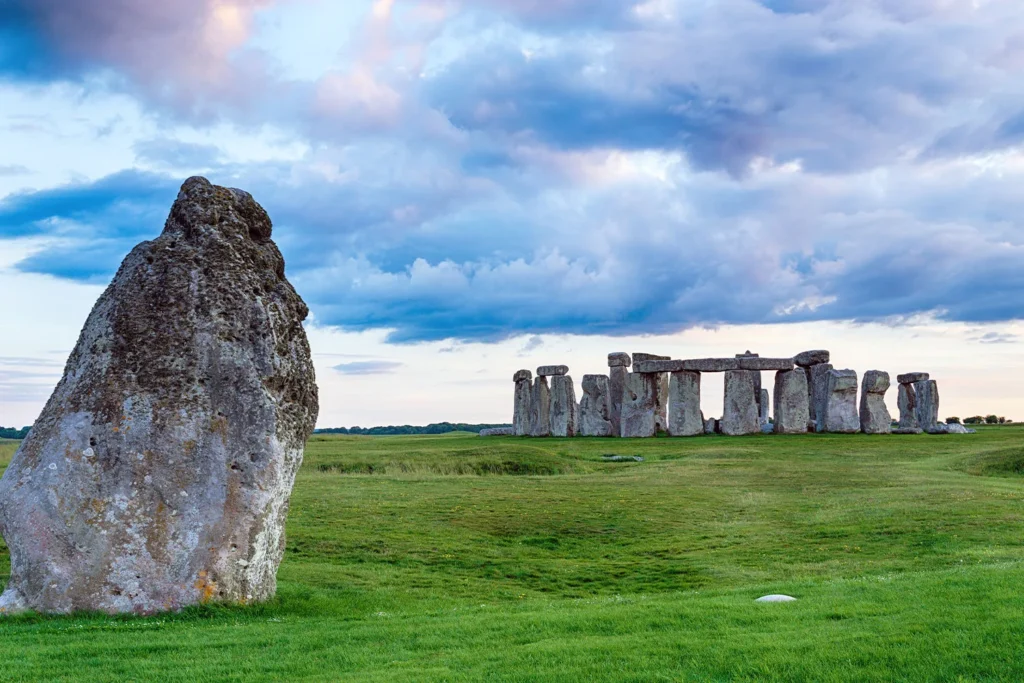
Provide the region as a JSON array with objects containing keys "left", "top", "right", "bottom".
[
  {"left": 184, "top": 440, "right": 198, "bottom": 457},
  {"left": 209, "top": 416, "right": 229, "bottom": 441},
  {"left": 195, "top": 571, "right": 218, "bottom": 603},
  {"left": 89, "top": 499, "right": 106, "bottom": 516}
]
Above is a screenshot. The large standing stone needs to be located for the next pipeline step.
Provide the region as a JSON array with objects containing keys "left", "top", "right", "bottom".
[
  {"left": 822, "top": 369, "right": 860, "bottom": 433},
  {"left": 773, "top": 369, "right": 809, "bottom": 434},
  {"left": 620, "top": 373, "right": 657, "bottom": 438},
  {"left": 529, "top": 376, "right": 551, "bottom": 437},
  {"left": 668, "top": 371, "right": 702, "bottom": 437},
  {"left": 634, "top": 354, "right": 670, "bottom": 433},
  {"left": 579, "top": 375, "right": 614, "bottom": 437},
  {"left": 914, "top": 379, "right": 941, "bottom": 433},
  {"left": 807, "top": 363, "right": 834, "bottom": 432},
  {"left": 722, "top": 370, "right": 760, "bottom": 436},
  {"left": 550, "top": 375, "right": 580, "bottom": 438},
  {"left": 859, "top": 371, "right": 892, "bottom": 435},
  {"left": 512, "top": 370, "right": 533, "bottom": 436},
  {"left": 608, "top": 357, "right": 631, "bottom": 437},
  {"left": 896, "top": 382, "right": 921, "bottom": 433},
  {"left": 0, "top": 177, "right": 318, "bottom": 615}
]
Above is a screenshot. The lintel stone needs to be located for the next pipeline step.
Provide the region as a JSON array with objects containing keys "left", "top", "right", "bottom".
[
  {"left": 897, "top": 372, "right": 929, "bottom": 385},
  {"left": 537, "top": 365, "right": 569, "bottom": 377},
  {"left": 680, "top": 358, "right": 739, "bottom": 372},
  {"left": 738, "top": 357, "right": 795, "bottom": 371}
]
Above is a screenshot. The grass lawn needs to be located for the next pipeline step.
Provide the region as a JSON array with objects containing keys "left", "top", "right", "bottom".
[{"left": 0, "top": 428, "right": 1023, "bottom": 681}]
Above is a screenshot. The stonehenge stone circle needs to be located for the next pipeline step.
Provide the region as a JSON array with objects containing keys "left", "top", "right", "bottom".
[
  {"left": 512, "top": 370, "right": 533, "bottom": 436},
  {"left": 579, "top": 375, "right": 614, "bottom": 437},
  {"left": 0, "top": 177, "right": 319, "bottom": 615},
  {"left": 620, "top": 372, "right": 658, "bottom": 438},
  {"left": 914, "top": 379, "right": 941, "bottom": 433},
  {"left": 668, "top": 371, "right": 703, "bottom": 437},
  {"left": 550, "top": 375, "right": 580, "bottom": 437},
  {"left": 529, "top": 377, "right": 552, "bottom": 437},
  {"left": 808, "top": 363, "right": 834, "bottom": 432},
  {"left": 822, "top": 369, "right": 860, "bottom": 433},
  {"left": 896, "top": 382, "right": 922, "bottom": 434},
  {"left": 722, "top": 370, "right": 760, "bottom": 436},
  {"left": 859, "top": 371, "right": 892, "bottom": 434},
  {"left": 537, "top": 365, "right": 569, "bottom": 377},
  {"left": 608, "top": 357, "right": 630, "bottom": 437},
  {"left": 795, "top": 350, "right": 830, "bottom": 367},
  {"left": 773, "top": 369, "right": 810, "bottom": 434}
]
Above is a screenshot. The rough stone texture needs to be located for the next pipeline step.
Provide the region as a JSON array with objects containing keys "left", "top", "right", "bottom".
[
  {"left": 654, "top": 372, "right": 670, "bottom": 434},
  {"left": 739, "top": 358, "right": 795, "bottom": 372},
  {"left": 773, "top": 369, "right": 810, "bottom": 434},
  {"left": 721, "top": 370, "right": 760, "bottom": 436},
  {"left": 550, "top": 375, "right": 580, "bottom": 438},
  {"left": 513, "top": 375, "right": 533, "bottom": 436},
  {"left": 513, "top": 369, "right": 532, "bottom": 383},
  {"left": 608, "top": 365, "right": 629, "bottom": 438},
  {"left": 620, "top": 373, "right": 657, "bottom": 438},
  {"left": 634, "top": 360, "right": 684, "bottom": 374},
  {"left": 759, "top": 389, "right": 771, "bottom": 427},
  {"left": 897, "top": 383, "right": 920, "bottom": 432},
  {"left": 0, "top": 177, "right": 319, "bottom": 616},
  {"left": 680, "top": 358, "right": 739, "bottom": 372},
  {"left": 537, "top": 365, "right": 569, "bottom": 377},
  {"left": 898, "top": 372, "right": 930, "bottom": 385},
  {"left": 794, "top": 350, "right": 830, "bottom": 367},
  {"left": 946, "top": 423, "right": 975, "bottom": 435},
  {"left": 926, "top": 422, "right": 949, "bottom": 435},
  {"left": 822, "top": 369, "right": 860, "bottom": 433},
  {"left": 807, "top": 363, "right": 834, "bottom": 432},
  {"left": 607, "top": 352, "right": 631, "bottom": 368},
  {"left": 914, "top": 379, "right": 940, "bottom": 432},
  {"left": 632, "top": 353, "right": 670, "bottom": 364},
  {"left": 668, "top": 371, "right": 702, "bottom": 437},
  {"left": 859, "top": 371, "right": 892, "bottom": 434},
  {"left": 480, "top": 428, "right": 514, "bottom": 437},
  {"left": 579, "top": 375, "right": 613, "bottom": 437},
  {"left": 529, "top": 377, "right": 551, "bottom": 437},
  {"left": 704, "top": 418, "right": 717, "bottom": 435}
]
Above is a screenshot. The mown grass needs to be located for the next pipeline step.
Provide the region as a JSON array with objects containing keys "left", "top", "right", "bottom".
[{"left": 0, "top": 428, "right": 1023, "bottom": 681}]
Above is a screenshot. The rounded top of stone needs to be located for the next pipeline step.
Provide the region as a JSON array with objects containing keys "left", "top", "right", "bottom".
[
  {"left": 513, "top": 369, "right": 532, "bottom": 383},
  {"left": 755, "top": 594, "right": 797, "bottom": 603},
  {"left": 794, "top": 350, "right": 830, "bottom": 367},
  {"left": 862, "top": 370, "right": 890, "bottom": 393},
  {"left": 167, "top": 176, "right": 273, "bottom": 244},
  {"left": 897, "top": 372, "right": 930, "bottom": 385},
  {"left": 608, "top": 352, "right": 631, "bottom": 367}
]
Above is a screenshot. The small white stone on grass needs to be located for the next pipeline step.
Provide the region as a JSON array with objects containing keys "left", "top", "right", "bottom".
[{"left": 755, "top": 594, "right": 797, "bottom": 603}]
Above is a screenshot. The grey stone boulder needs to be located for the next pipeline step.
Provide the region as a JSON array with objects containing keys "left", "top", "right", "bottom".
[
  {"left": 632, "top": 353, "right": 670, "bottom": 364},
  {"left": 704, "top": 418, "right": 717, "bottom": 435},
  {"left": 759, "top": 389, "right": 771, "bottom": 427},
  {"left": 537, "top": 365, "right": 569, "bottom": 377},
  {"left": 529, "top": 377, "right": 551, "bottom": 437},
  {"left": 807, "top": 363, "right": 834, "bottom": 431},
  {"left": 897, "top": 372, "right": 930, "bottom": 385},
  {"left": 914, "top": 379, "right": 940, "bottom": 432},
  {"left": 579, "top": 375, "right": 614, "bottom": 437},
  {"left": 822, "top": 369, "right": 860, "bottom": 433},
  {"left": 513, "top": 369, "right": 532, "bottom": 383},
  {"left": 668, "top": 371, "right": 702, "bottom": 437},
  {"left": 550, "top": 375, "right": 580, "bottom": 437},
  {"left": 773, "top": 369, "right": 810, "bottom": 434},
  {"left": 794, "top": 350, "right": 830, "bottom": 367},
  {"left": 945, "top": 423, "right": 974, "bottom": 434},
  {"left": 620, "top": 373, "right": 657, "bottom": 438},
  {"left": 859, "top": 371, "right": 892, "bottom": 435},
  {"left": 681, "top": 358, "right": 739, "bottom": 372},
  {"left": 513, "top": 372, "right": 533, "bottom": 436},
  {"left": 0, "top": 177, "right": 319, "bottom": 615},
  {"left": 634, "top": 360, "right": 684, "bottom": 374},
  {"left": 480, "top": 428, "right": 514, "bottom": 437},
  {"left": 722, "top": 370, "right": 760, "bottom": 436},
  {"left": 739, "top": 358, "right": 795, "bottom": 372},
  {"left": 897, "top": 383, "right": 919, "bottom": 432},
  {"left": 607, "top": 353, "right": 631, "bottom": 368},
  {"left": 608, "top": 365, "right": 629, "bottom": 438}
]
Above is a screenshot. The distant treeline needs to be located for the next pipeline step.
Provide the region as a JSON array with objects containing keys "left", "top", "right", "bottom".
[
  {"left": 0, "top": 426, "right": 30, "bottom": 440},
  {"left": 315, "top": 422, "right": 512, "bottom": 436}
]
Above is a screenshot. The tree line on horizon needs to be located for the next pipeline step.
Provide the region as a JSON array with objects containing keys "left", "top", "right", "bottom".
[{"left": 315, "top": 422, "right": 512, "bottom": 436}]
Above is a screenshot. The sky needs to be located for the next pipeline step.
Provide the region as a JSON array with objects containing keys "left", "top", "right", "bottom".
[{"left": 0, "top": 0, "right": 1022, "bottom": 428}]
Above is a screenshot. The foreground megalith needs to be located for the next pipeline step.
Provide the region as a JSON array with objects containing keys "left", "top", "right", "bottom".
[
  {"left": 579, "top": 375, "right": 614, "bottom": 437},
  {"left": 0, "top": 177, "right": 319, "bottom": 615},
  {"left": 512, "top": 370, "right": 533, "bottom": 436},
  {"left": 822, "top": 369, "right": 860, "bottom": 433},
  {"left": 773, "top": 369, "right": 809, "bottom": 434},
  {"left": 721, "top": 370, "right": 760, "bottom": 436},
  {"left": 859, "top": 371, "right": 892, "bottom": 434},
  {"left": 550, "top": 374, "right": 580, "bottom": 438}
]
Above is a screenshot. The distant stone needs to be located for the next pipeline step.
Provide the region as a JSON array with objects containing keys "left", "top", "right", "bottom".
[
  {"left": 738, "top": 357, "right": 795, "bottom": 372},
  {"left": 894, "top": 428, "right": 923, "bottom": 435},
  {"left": 681, "top": 358, "right": 740, "bottom": 372},
  {"left": 602, "top": 455, "right": 644, "bottom": 462},
  {"left": 822, "top": 369, "right": 860, "bottom": 433},
  {"left": 513, "top": 369, "right": 533, "bottom": 383},
  {"left": 537, "top": 365, "right": 569, "bottom": 377},
  {"left": 620, "top": 372, "right": 658, "bottom": 438},
  {"left": 529, "top": 377, "right": 551, "bottom": 437},
  {"left": 513, "top": 372, "right": 533, "bottom": 436},
  {"left": 722, "top": 370, "right": 760, "bottom": 436},
  {"left": 607, "top": 352, "right": 632, "bottom": 368},
  {"left": 608, "top": 365, "right": 629, "bottom": 438},
  {"left": 550, "top": 375, "right": 580, "bottom": 438},
  {"left": 579, "top": 375, "right": 614, "bottom": 437},
  {"left": 897, "top": 372, "right": 929, "bottom": 385},
  {"left": 914, "top": 379, "right": 940, "bottom": 432},
  {"left": 704, "top": 418, "right": 717, "bottom": 435},
  {"left": 0, "top": 177, "right": 319, "bottom": 615},
  {"left": 897, "top": 383, "right": 919, "bottom": 432},
  {"left": 859, "top": 370, "right": 892, "bottom": 435},
  {"left": 794, "top": 350, "right": 830, "bottom": 367},
  {"left": 925, "top": 422, "right": 949, "bottom": 435},
  {"left": 807, "top": 363, "right": 834, "bottom": 431},
  {"left": 773, "top": 369, "right": 810, "bottom": 434},
  {"left": 759, "top": 388, "right": 771, "bottom": 427},
  {"left": 756, "top": 595, "right": 797, "bottom": 603},
  {"left": 761, "top": 423, "right": 774, "bottom": 433},
  {"left": 480, "top": 428, "right": 514, "bottom": 437},
  {"left": 668, "top": 371, "right": 703, "bottom": 437},
  {"left": 945, "top": 423, "right": 974, "bottom": 434}
]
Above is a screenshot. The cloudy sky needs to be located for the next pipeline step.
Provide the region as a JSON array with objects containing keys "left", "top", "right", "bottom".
[{"left": 1, "top": 0, "right": 1022, "bottom": 428}]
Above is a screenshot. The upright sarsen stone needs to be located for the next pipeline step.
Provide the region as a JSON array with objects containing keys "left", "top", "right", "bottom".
[
  {"left": 529, "top": 376, "right": 551, "bottom": 437},
  {"left": 897, "top": 382, "right": 921, "bottom": 433},
  {"left": 808, "top": 363, "right": 834, "bottom": 432},
  {"left": 914, "top": 379, "right": 941, "bottom": 433},
  {"left": 759, "top": 389, "right": 771, "bottom": 427},
  {"left": 579, "top": 375, "right": 614, "bottom": 437},
  {"left": 550, "top": 375, "right": 580, "bottom": 438},
  {"left": 607, "top": 354, "right": 631, "bottom": 437},
  {"left": 668, "top": 371, "right": 702, "bottom": 437},
  {"left": 859, "top": 370, "right": 892, "bottom": 434},
  {"left": 512, "top": 370, "right": 533, "bottom": 436},
  {"left": 0, "top": 177, "right": 318, "bottom": 615},
  {"left": 773, "top": 369, "right": 809, "bottom": 434},
  {"left": 620, "top": 372, "right": 657, "bottom": 438},
  {"left": 722, "top": 370, "right": 760, "bottom": 436},
  {"left": 634, "top": 353, "right": 670, "bottom": 433},
  {"left": 822, "top": 369, "right": 860, "bottom": 433}
]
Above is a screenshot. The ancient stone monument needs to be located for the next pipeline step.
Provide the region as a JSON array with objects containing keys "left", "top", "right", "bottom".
[
  {"left": 634, "top": 353, "right": 670, "bottom": 433},
  {"left": 607, "top": 353, "right": 631, "bottom": 437},
  {"left": 620, "top": 372, "right": 658, "bottom": 438},
  {"left": 896, "top": 372, "right": 928, "bottom": 434},
  {"left": 914, "top": 378, "right": 941, "bottom": 434},
  {"left": 722, "top": 370, "right": 760, "bottom": 436},
  {"left": 0, "top": 177, "right": 319, "bottom": 615},
  {"left": 550, "top": 374, "right": 580, "bottom": 437},
  {"left": 859, "top": 371, "right": 892, "bottom": 434},
  {"left": 529, "top": 376, "right": 552, "bottom": 437},
  {"left": 796, "top": 350, "right": 833, "bottom": 433},
  {"left": 821, "top": 369, "right": 860, "bottom": 433},
  {"left": 667, "top": 370, "right": 702, "bottom": 437},
  {"left": 773, "top": 368, "right": 809, "bottom": 434},
  {"left": 579, "top": 375, "right": 614, "bottom": 437},
  {"left": 512, "top": 370, "right": 533, "bottom": 436}
]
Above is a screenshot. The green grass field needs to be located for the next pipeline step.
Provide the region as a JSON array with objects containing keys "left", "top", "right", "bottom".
[{"left": 1, "top": 428, "right": 1023, "bottom": 681}]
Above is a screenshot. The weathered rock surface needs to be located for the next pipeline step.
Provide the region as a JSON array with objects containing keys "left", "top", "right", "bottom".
[
  {"left": 704, "top": 418, "right": 717, "bottom": 435},
  {"left": 946, "top": 423, "right": 975, "bottom": 435},
  {"left": 620, "top": 373, "right": 657, "bottom": 438},
  {"left": 914, "top": 379, "right": 940, "bottom": 433},
  {"left": 513, "top": 371, "right": 533, "bottom": 436},
  {"left": 480, "top": 428, "right": 514, "bottom": 437},
  {"left": 722, "top": 370, "right": 760, "bottom": 436},
  {"left": 529, "top": 377, "right": 551, "bottom": 437},
  {"left": 773, "top": 369, "right": 810, "bottom": 434},
  {"left": 634, "top": 360, "right": 683, "bottom": 374},
  {"left": 822, "top": 369, "right": 860, "bottom": 433},
  {"left": 632, "top": 353, "right": 670, "bottom": 364},
  {"left": 668, "top": 371, "right": 702, "bottom": 437},
  {"left": 579, "top": 375, "right": 614, "bottom": 437},
  {"left": 550, "top": 375, "right": 580, "bottom": 438},
  {"left": 739, "top": 358, "right": 795, "bottom": 372},
  {"left": 897, "top": 372, "right": 929, "bottom": 385},
  {"left": 537, "top": 365, "right": 569, "bottom": 377},
  {"left": 607, "top": 353, "right": 631, "bottom": 368},
  {"left": 608, "top": 365, "right": 629, "bottom": 437},
  {"left": 807, "top": 363, "right": 834, "bottom": 431},
  {"left": 0, "top": 177, "right": 319, "bottom": 616},
  {"left": 759, "top": 389, "right": 771, "bottom": 427},
  {"left": 680, "top": 358, "right": 740, "bottom": 372},
  {"left": 897, "top": 383, "right": 920, "bottom": 432},
  {"left": 794, "top": 350, "right": 830, "bottom": 367},
  {"left": 859, "top": 370, "right": 892, "bottom": 434}
]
